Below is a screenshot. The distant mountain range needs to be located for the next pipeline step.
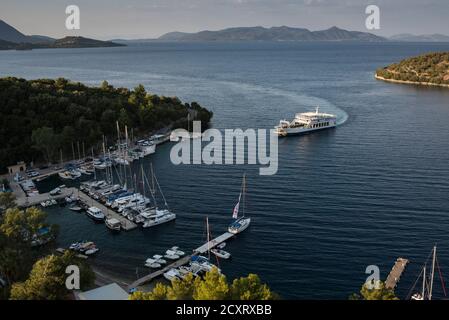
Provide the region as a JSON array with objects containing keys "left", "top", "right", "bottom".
[
  {"left": 389, "top": 33, "right": 449, "bottom": 42},
  {"left": 0, "top": 19, "right": 124, "bottom": 50},
  {"left": 157, "top": 26, "right": 387, "bottom": 42}
]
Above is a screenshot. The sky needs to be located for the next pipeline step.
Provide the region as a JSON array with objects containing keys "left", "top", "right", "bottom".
[{"left": 1, "top": 0, "right": 448, "bottom": 40}]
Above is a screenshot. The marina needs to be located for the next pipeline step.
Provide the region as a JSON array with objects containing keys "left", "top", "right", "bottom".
[{"left": 2, "top": 39, "right": 449, "bottom": 300}]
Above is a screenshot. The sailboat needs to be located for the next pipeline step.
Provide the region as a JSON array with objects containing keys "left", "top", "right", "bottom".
[
  {"left": 142, "top": 164, "right": 176, "bottom": 228},
  {"left": 228, "top": 174, "right": 251, "bottom": 234},
  {"left": 409, "top": 245, "right": 447, "bottom": 300}
]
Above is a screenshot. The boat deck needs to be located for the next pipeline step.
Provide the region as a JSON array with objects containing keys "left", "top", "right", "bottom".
[{"left": 385, "top": 257, "right": 409, "bottom": 290}]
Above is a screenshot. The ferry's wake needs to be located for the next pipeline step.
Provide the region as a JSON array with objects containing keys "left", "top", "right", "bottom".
[{"left": 221, "top": 80, "right": 349, "bottom": 126}]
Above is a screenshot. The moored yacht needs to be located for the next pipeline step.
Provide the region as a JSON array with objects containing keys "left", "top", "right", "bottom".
[
  {"left": 105, "top": 218, "right": 121, "bottom": 231},
  {"left": 142, "top": 210, "right": 176, "bottom": 228},
  {"left": 228, "top": 174, "right": 251, "bottom": 234},
  {"left": 275, "top": 107, "right": 337, "bottom": 137},
  {"left": 86, "top": 207, "right": 105, "bottom": 222}
]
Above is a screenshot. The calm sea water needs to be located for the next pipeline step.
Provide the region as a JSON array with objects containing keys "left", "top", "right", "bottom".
[{"left": 2, "top": 41, "right": 449, "bottom": 299}]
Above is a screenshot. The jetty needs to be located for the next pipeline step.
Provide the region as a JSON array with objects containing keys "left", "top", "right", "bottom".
[
  {"left": 128, "top": 231, "right": 235, "bottom": 290},
  {"left": 11, "top": 179, "right": 76, "bottom": 208},
  {"left": 194, "top": 232, "right": 234, "bottom": 254},
  {"left": 385, "top": 257, "right": 409, "bottom": 290},
  {"left": 77, "top": 190, "right": 138, "bottom": 231}
]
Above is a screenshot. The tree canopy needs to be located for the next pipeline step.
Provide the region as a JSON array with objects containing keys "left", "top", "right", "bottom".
[
  {"left": 0, "top": 206, "right": 60, "bottom": 299},
  {"left": 130, "top": 268, "right": 277, "bottom": 300},
  {"left": 0, "top": 77, "right": 213, "bottom": 172},
  {"left": 9, "top": 251, "right": 95, "bottom": 300},
  {"left": 349, "top": 280, "right": 398, "bottom": 300}
]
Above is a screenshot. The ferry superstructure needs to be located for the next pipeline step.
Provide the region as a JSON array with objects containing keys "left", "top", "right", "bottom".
[{"left": 275, "top": 107, "right": 337, "bottom": 137}]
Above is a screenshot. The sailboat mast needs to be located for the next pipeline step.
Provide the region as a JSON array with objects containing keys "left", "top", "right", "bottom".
[
  {"left": 206, "top": 216, "right": 210, "bottom": 260},
  {"left": 422, "top": 266, "right": 426, "bottom": 299},
  {"left": 141, "top": 165, "right": 145, "bottom": 199},
  {"left": 429, "top": 245, "right": 437, "bottom": 300},
  {"left": 91, "top": 147, "right": 96, "bottom": 181},
  {"left": 242, "top": 173, "right": 246, "bottom": 218}
]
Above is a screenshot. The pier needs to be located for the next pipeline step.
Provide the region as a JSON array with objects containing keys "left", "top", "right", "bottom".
[
  {"left": 11, "top": 180, "right": 77, "bottom": 208},
  {"left": 385, "top": 257, "right": 409, "bottom": 290},
  {"left": 128, "top": 231, "right": 235, "bottom": 290},
  {"left": 194, "top": 232, "right": 234, "bottom": 254},
  {"left": 77, "top": 190, "right": 138, "bottom": 231}
]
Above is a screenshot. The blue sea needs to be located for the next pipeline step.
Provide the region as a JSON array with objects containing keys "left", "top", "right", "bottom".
[{"left": 2, "top": 41, "right": 449, "bottom": 299}]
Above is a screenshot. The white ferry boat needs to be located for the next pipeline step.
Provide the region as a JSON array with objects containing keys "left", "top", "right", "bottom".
[{"left": 274, "top": 107, "right": 337, "bottom": 137}]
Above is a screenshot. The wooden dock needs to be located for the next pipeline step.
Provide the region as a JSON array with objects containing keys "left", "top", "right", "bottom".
[
  {"left": 385, "top": 257, "right": 409, "bottom": 290},
  {"left": 77, "top": 190, "right": 138, "bottom": 231},
  {"left": 128, "top": 231, "right": 235, "bottom": 290},
  {"left": 128, "top": 255, "right": 192, "bottom": 290},
  {"left": 194, "top": 232, "right": 234, "bottom": 254}
]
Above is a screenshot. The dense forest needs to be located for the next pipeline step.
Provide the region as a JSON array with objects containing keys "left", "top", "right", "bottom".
[
  {"left": 0, "top": 77, "right": 213, "bottom": 172},
  {"left": 376, "top": 52, "right": 449, "bottom": 85}
]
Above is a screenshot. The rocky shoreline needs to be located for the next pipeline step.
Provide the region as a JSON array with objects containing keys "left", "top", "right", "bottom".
[{"left": 375, "top": 74, "right": 449, "bottom": 88}]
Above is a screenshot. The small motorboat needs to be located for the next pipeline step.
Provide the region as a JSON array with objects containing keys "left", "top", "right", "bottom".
[
  {"left": 163, "top": 268, "right": 181, "bottom": 281},
  {"left": 69, "top": 242, "right": 82, "bottom": 250},
  {"left": 152, "top": 254, "right": 167, "bottom": 265},
  {"left": 144, "top": 258, "right": 161, "bottom": 269},
  {"left": 85, "top": 247, "right": 99, "bottom": 255},
  {"left": 164, "top": 250, "right": 180, "bottom": 260},
  {"left": 86, "top": 207, "right": 105, "bottom": 222},
  {"left": 69, "top": 205, "right": 83, "bottom": 212},
  {"left": 211, "top": 248, "right": 231, "bottom": 259},
  {"left": 78, "top": 241, "right": 95, "bottom": 252},
  {"left": 217, "top": 242, "right": 226, "bottom": 249},
  {"left": 170, "top": 246, "right": 185, "bottom": 256},
  {"left": 105, "top": 218, "right": 121, "bottom": 231},
  {"left": 50, "top": 187, "right": 61, "bottom": 196}
]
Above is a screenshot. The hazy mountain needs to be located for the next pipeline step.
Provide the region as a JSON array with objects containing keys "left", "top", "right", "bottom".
[
  {"left": 0, "top": 19, "right": 54, "bottom": 43},
  {"left": 390, "top": 33, "right": 449, "bottom": 42},
  {"left": 0, "top": 20, "right": 124, "bottom": 50},
  {"left": 158, "top": 26, "right": 387, "bottom": 42}
]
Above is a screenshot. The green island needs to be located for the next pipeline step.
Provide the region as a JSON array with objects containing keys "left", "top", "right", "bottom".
[
  {"left": 375, "top": 52, "right": 449, "bottom": 87},
  {"left": 376, "top": 52, "right": 449, "bottom": 88},
  {"left": 0, "top": 77, "right": 213, "bottom": 172}
]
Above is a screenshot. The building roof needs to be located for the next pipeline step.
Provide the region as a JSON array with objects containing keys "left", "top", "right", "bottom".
[{"left": 77, "top": 283, "right": 129, "bottom": 300}]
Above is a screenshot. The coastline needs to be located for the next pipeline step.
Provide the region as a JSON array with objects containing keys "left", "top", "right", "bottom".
[{"left": 375, "top": 74, "right": 449, "bottom": 88}]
